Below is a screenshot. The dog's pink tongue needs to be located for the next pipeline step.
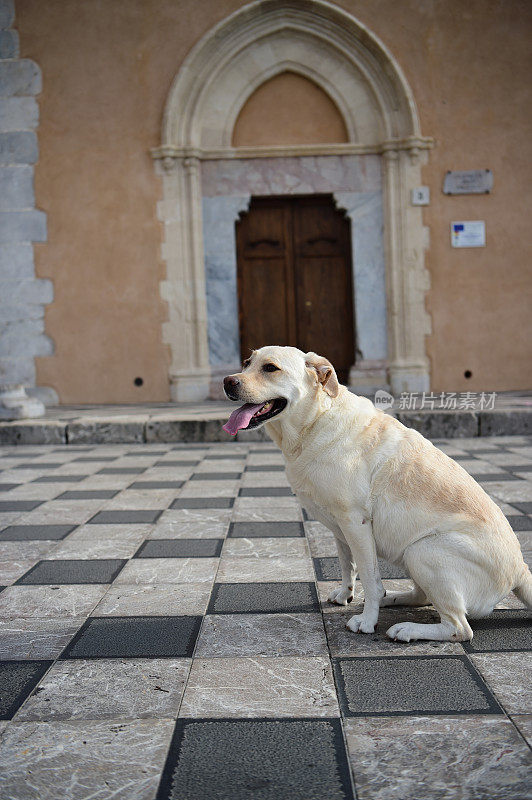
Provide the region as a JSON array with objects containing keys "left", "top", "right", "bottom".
[{"left": 223, "top": 403, "right": 265, "bottom": 436}]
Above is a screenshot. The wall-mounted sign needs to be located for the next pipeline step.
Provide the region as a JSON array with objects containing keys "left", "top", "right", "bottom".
[
  {"left": 451, "top": 221, "right": 486, "bottom": 248},
  {"left": 411, "top": 186, "right": 430, "bottom": 206},
  {"left": 444, "top": 170, "right": 493, "bottom": 195}
]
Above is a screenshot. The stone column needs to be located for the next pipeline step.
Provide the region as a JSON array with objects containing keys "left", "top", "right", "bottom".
[
  {"left": 157, "top": 155, "right": 211, "bottom": 402},
  {"left": 382, "top": 146, "right": 431, "bottom": 395},
  {"left": 0, "top": 0, "right": 52, "bottom": 419}
]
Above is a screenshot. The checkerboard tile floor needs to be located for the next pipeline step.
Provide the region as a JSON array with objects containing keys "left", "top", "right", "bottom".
[{"left": 0, "top": 437, "right": 530, "bottom": 799}]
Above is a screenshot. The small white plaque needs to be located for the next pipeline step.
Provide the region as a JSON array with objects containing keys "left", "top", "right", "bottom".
[
  {"left": 411, "top": 186, "right": 430, "bottom": 206},
  {"left": 444, "top": 170, "right": 493, "bottom": 194},
  {"left": 451, "top": 221, "right": 486, "bottom": 248}
]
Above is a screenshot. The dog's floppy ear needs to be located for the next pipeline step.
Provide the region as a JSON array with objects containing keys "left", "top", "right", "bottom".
[{"left": 305, "top": 352, "right": 339, "bottom": 398}]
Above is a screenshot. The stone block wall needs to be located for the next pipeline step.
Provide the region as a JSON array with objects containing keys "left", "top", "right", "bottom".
[{"left": 0, "top": 0, "right": 54, "bottom": 403}]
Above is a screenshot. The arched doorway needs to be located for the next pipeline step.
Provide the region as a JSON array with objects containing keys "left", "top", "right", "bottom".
[{"left": 152, "top": 0, "right": 433, "bottom": 401}]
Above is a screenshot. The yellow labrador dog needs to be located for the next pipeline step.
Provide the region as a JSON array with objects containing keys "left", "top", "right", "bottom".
[{"left": 223, "top": 345, "right": 532, "bottom": 642}]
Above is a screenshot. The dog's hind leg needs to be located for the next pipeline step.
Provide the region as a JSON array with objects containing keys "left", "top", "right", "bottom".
[
  {"left": 380, "top": 582, "right": 429, "bottom": 608},
  {"left": 386, "top": 537, "right": 473, "bottom": 643}
]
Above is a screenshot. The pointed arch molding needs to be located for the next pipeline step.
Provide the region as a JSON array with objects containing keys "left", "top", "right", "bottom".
[{"left": 152, "top": 0, "right": 434, "bottom": 400}]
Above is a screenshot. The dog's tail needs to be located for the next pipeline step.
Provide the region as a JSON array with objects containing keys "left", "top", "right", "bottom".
[{"left": 513, "top": 566, "right": 532, "bottom": 609}]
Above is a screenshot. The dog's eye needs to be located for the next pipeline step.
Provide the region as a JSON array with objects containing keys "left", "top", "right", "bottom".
[
  {"left": 242, "top": 359, "right": 251, "bottom": 369},
  {"left": 263, "top": 363, "right": 280, "bottom": 373}
]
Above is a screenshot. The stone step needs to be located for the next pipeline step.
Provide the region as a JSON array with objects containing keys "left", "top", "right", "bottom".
[{"left": 0, "top": 407, "right": 530, "bottom": 445}]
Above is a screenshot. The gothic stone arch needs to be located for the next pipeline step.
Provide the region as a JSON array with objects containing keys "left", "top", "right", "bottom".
[{"left": 152, "top": 0, "right": 433, "bottom": 400}]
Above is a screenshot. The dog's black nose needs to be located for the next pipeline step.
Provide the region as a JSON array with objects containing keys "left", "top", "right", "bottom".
[{"left": 224, "top": 375, "right": 241, "bottom": 397}]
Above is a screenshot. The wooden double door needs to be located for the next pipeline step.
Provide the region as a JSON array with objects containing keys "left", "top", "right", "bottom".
[{"left": 236, "top": 194, "right": 355, "bottom": 382}]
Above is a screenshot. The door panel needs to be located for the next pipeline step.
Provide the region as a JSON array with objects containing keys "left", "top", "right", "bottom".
[
  {"left": 295, "top": 256, "right": 353, "bottom": 374},
  {"left": 236, "top": 195, "right": 355, "bottom": 382}
]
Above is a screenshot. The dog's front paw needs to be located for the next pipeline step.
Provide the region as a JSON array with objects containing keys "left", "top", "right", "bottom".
[
  {"left": 328, "top": 586, "right": 354, "bottom": 606},
  {"left": 386, "top": 622, "right": 416, "bottom": 642},
  {"left": 346, "top": 614, "right": 375, "bottom": 634}
]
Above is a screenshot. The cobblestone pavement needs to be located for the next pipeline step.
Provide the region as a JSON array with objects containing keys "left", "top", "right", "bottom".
[{"left": 0, "top": 436, "right": 530, "bottom": 800}]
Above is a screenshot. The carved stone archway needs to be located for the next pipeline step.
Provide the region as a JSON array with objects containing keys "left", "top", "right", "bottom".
[{"left": 152, "top": 0, "right": 433, "bottom": 400}]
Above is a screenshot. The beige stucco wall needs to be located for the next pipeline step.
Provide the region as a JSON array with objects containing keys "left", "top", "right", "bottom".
[{"left": 16, "top": 0, "right": 532, "bottom": 401}]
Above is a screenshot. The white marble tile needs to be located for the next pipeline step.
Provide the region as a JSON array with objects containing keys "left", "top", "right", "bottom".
[
  {"left": 0, "top": 585, "right": 108, "bottom": 619},
  {"left": 13, "top": 504, "right": 98, "bottom": 526},
  {"left": 180, "top": 656, "right": 339, "bottom": 717},
  {"left": 195, "top": 613, "right": 328, "bottom": 657},
  {"left": 344, "top": 716, "right": 532, "bottom": 800},
  {"left": 179, "top": 481, "right": 240, "bottom": 498},
  {"left": 222, "top": 537, "right": 309, "bottom": 558},
  {"left": 93, "top": 582, "right": 212, "bottom": 616},
  {"left": 232, "top": 497, "right": 302, "bottom": 522},
  {"left": 470, "top": 653, "right": 532, "bottom": 714},
  {"left": 15, "top": 659, "right": 191, "bottom": 721},
  {"left": 0, "top": 618, "right": 86, "bottom": 660},
  {"left": 100, "top": 490, "right": 177, "bottom": 510},
  {"left": 46, "top": 526, "right": 148, "bottom": 560},
  {"left": 484, "top": 482, "right": 532, "bottom": 503},
  {"left": 0, "top": 541, "right": 62, "bottom": 562},
  {"left": 0, "top": 559, "right": 38, "bottom": 584},
  {"left": 113, "top": 558, "right": 219, "bottom": 585},
  {"left": 305, "top": 521, "right": 337, "bottom": 556},
  {"left": 0, "top": 719, "right": 175, "bottom": 800},
  {"left": 150, "top": 508, "right": 231, "bottom": 539},
  {"left": 217, "top": 556, "right": 314, "bottom": 582}
]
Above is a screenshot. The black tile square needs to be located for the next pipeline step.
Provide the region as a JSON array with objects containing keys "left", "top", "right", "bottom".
[
  {"left": 32, "top": 475, "right": 87, "bottom": 483},
  {"left": 97, "top": 467, "right": 147, "bottom": 474},
  {"left": 53, "top": 447, "right": 93, "bottom": 452},
  {"left": 170, "top": 498, "right": 234, "bottom": 509},
  {"left": 204, "top": 454, "right": 244, "bottom": 460},
  {"left": 229, "top": 522, "right": 304, "bottom": 538},
  {"left": 171, "top": 444, "right": 208, "bottom": 450},
  {"left": 239, "top": 487, "right": 294, "bottom": 497},
  {"left": 16, "top": 559, "right": 126, "bottom": 585},
  {"left": 0, "top": 661, "right": 52, "bottom": 720},
  {"left": 56, "top": 490, "right": 119, "bottom": 500},
  {"left": 60, "top": 616, "right": 201, "bottom": 658},
  {"left": 154, "top": 460, "right": 200, "bottom": 467},
  {"left": 313, "top": 557, "right": 407, "bottom": 581},
  {"left": 125, "top": 450, "right": 169, "bottom": 456},
  {"left": 464, "top": 609, "right": 532, "bottom": 652},
  {"left": 333, "top": 656, "right": 502, "bottom": 716},
  {"left": 135, "top": 539, "right": 223, "bottom": 558},
  {"left": 87, "top": 510, "right": 163, "bottom": 524},
  {"left": 11, "top": 463, "right": 59, "bottom": 470},
  {"left": 190, "top": 472, "right": 241, "bottom": 480},
  {"left": 473, "top": 473, "right": 523, "bottom": 482},
  {"left": 0, "top": 500, "right": 43, "bottom": 512},
  {"left": 464, "top": 448, "right": 503, "bottom": 456},
  {"left": 510, "top": 502, "right": 532, "bottom": 515},
  {"left": 73, "top": 456, "right": 117, "bottom": 462},
  {"left": 505, "top": 515, "right": 532, "bottom": 531},
  {"left": 207, "top": 582, "right": 319, "bottom": 614},
  {"left": 245, "top": 465, "right": 285, "bottom": 472},
  {"left": 156, "top": 718, "right": 354, "bottom": 800},
  {"left": 0, "top": 483, "right": 20, "bottom": 491},
  {"left": 0, "top": 524, "right": 76, "bottom": 541},
  {"left": 128, "top": 481, "right": 184, "bottom": 489},
  {"left": 506, "top": 464, "right": 532, "bottom": 473}
]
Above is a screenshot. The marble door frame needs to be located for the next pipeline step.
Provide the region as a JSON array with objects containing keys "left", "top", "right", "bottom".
[{"left": 152, "top": 0, "right": 434, "bottom": 400}]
